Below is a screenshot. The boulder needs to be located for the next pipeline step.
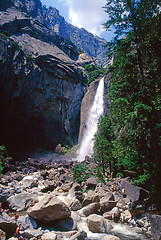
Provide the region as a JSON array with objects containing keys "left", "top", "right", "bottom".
[
  {"left": 82, "top": 190, "right": 99, "bottom": 206},
  {"left": 28, "top": 194, "right": 71, "bottom": 222},
  {"left": 41, "top": 180, "right": 57, "bottom": 192},
  {"left": 116, "top": 198, "right": 127, "bottom": 210},
  {"left": 68, "top": 230, "right": 87, "bottom": 240},
  {"left": 42, "top": 232, "right": 57, "bottom": 240},
  {"left": 70, "top": 199, "right": 82, "bottom": 211},
  {"left": 100, "top": 192, "right": 116, "bottom": 213},
  {"left": 68, "top": 183, "right": 84, "bottom": 203},
  {"left": 8, "top": 192, "right": 38, "bottom": 211},
  {"left": 151, "top": 214, "right": 161, "bottom": 240},
  {"left": 124, "top": 210, "right": 132, "bottom": 222},
  {"left": 120, "top": 180, "right": 149, "bottom": 202},
  {"left": 0, "top": 213, "right": 17, "bottom": 238},
  {"left": 17, "top": 215, "right": 38, "bottom": 230},
  {"left": 0, "top": 229, "right": 6, "bottom": 240},
  {"left": 103, "top": 207, "right": 120, "bottom": 220},
  {"left": 102, "top": 235, "right": 120, "bottom": 240},
  {"left": 0, "top": 184, "right": 12, "bottom": 202},
  {"left": 85, "top": 177, "right": 98, "bottom": 189},
  {"left": 95, "top": 182, "right": 110, "bottom": 198},
  {"left": 77, "top": 202, "right": 100, "bottom": 217},
  {"left": 21, "top": 228, "right": 42, "bottom": 238},
  {"left": 61, "top": 182, "right": 73, "bottom": 192},
  {"left": 21, "top": 175, "right": 38, "bottom": 189},
  {"left": 54, "top": 217, "right": 76, "bottom": 231},
  {"left": 87, "top": 214, "right": 113, "bottom": 233}
]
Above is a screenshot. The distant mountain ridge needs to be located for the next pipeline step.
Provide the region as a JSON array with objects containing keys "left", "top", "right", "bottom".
[{"left": 12, "top": 0, "right": 108, "bottom": 65}]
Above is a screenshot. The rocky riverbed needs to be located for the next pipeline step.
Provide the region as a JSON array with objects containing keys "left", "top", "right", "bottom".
[{"left": 0, "top": 153, "right": 160, "bottom": 240}]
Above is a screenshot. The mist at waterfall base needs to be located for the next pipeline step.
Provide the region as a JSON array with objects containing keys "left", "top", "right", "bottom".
[{"left": 76, "top": 77, "right": 104, "bottom": 162}]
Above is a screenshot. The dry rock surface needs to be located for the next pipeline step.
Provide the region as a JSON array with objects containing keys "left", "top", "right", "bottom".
[{"left": 0, "top": 156, "right": 154, "bottom": 240}]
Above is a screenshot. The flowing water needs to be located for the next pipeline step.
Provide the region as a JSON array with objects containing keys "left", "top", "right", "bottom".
[
  {"left": 77, "top": 77, "right": 104, "bottom": 162},
  {"left": 76, "top": 218, "right": 150, "bottom": 240}
]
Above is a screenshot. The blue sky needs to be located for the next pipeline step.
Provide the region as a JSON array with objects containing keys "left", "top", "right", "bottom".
[{"left": 40, "top": 0, "right": 114, "bottom": 41}]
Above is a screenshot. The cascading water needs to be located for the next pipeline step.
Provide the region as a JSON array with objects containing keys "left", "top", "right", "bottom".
[{"left": 77, "top": 77, "right": 104, "bottom": 162}]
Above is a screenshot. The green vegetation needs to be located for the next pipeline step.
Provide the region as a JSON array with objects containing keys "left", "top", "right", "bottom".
[
  {"left": 73, "top": 163, "right": 92, "bottom": 184},
  {"left": 73, "top": 162, "right": 105, "bottom": 184},
  {"left": 83, "top": 64, "right": 107, "bottom": 85},
  {"left": 92, "top": 0, "right": 161, "bottom": 207},
  {"left": 0, "top": 144, "right": 12, "bottom": 175}
]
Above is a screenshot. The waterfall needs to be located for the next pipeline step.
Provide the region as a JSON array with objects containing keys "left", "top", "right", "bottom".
[{"left": 77, "top": 77, "right": 104, "bottom": 162}]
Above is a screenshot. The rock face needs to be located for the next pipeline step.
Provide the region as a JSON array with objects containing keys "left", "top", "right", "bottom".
[
  {"left": 151, "top": 215, "right": 161, "bottom": 240},
  {"left": 0, "top": 33, "right": 86, "bottom": 155},
  {"left": 121, "top": 180, "right": 149, "bottom": 202},
  {"left": 0, "top": 213, "right": 17, "bottom": 238},
  {"left": 10, "top": 0, "right": 108, "bottom": 66},
  {"left": 87, "top": 214, "right": 113, "bottom": 233},
  {"left": 28, "top": 194, "right": 71, "bottom": 222}
]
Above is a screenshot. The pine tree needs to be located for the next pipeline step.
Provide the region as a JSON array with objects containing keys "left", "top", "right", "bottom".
[
  {"left": 93, "top": 115, "right": 115, "bottom": 176},
  {"left": 103, "top": 0, "right": 161, "bottom": 206}
]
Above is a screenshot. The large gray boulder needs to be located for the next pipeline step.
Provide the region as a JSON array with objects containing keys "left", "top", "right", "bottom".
[
  {"left": 70, "top": 199, "right": 82, "bottom": 211},
  {"left": 28, "top": 193, "right": 71, "bottom": 222},
  {"left": 77, "top": 202, "right": 100, "bottom": 217},
  {"left": 100, "top": 192, "right": 116, "bottom": 213},
  {"left": 0, "top": 213, "right": 17, "bottom": 238},
  {"left": 42, "top": 232, "right": 57, "bottom": 240},
  {"left": 68, "top": 183, "right": 84, "bottom": 203},
  {"left": 68, "top": 230, "right": 87, "bottom": 240},
  {"left": 8, "top": 192, "right": 38, "bottom": 211},
  {"left": 82, "top": 190, "right": 99, "bottom": 207},
  {"left": 21, "top": 228, "right": 42, "bottom": 238},
  {"left": 17, "top": 215, "right": 38, "bottom": 230},
  {"left": 87, "top": 214, "right": 113, "bottom": 233},
  {"left": 120, "top": 180, "right": 149, "bottom": 202},
  {"left": 103, "top": 207, "right": 120, "bottom": 220},
  {"left": 151, "top": 214, "right": 161, "bottom": 240}
]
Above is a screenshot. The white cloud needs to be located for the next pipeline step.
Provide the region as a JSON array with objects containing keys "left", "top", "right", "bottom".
[{"left": 65, "top": 0, "right": 107, "bottom": 36}]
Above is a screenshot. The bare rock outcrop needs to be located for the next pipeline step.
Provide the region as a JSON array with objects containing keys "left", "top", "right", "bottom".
[
  {"left": 28, "top": 193, "right": 71, "bottom": 222},
  {"left": 87, "top": 214, "right": 113, "bottom": 233}
]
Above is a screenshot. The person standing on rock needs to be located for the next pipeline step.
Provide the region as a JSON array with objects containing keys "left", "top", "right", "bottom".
[{"left": 16, "top": 223, "right": 25, "bottom": 240}]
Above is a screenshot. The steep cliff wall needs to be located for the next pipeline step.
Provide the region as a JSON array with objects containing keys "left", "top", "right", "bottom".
[
  {"left": 0, "top": 33, "right": 86, "bottom": 157},
  {"left": 10, "top": 0, "right": 108, "bottom": 66}
]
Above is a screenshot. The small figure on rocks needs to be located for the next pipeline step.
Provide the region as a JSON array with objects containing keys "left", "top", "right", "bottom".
[
  {"left": 28, "top": 200, "right": 35, "bottom": 209},
  {"left": 4, "top": 206, "right": 9, "bottom": 214},
  {"left": 130, "top": 218, "right": 136, "bottom": 227},
  {"left": 13, "top": 213, "right": 20, "bottom": 220},
  {"left": 119, "top": 215, "right": 125, "bottom": 224},
  {"left": 16, "top": 223, "right": 25, "bottom": 240},
  {"left": 0, "top": 203, "right": 3, "bottom": 214},
  {"left": 121, "top": 188, "right": 126, "bottom": 198}
]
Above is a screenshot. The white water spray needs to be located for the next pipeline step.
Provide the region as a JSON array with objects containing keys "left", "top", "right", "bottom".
[{"left": 77, "top": 77, "right": 104, "bottom": 162}]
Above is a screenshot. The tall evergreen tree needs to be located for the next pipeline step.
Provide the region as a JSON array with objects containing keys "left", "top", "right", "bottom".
[
  {"left": 93, "top": 115, "right": 115, "bottom": 176},
  {"left": 103, "top": 0, "right": 161, "bottom": 206}
]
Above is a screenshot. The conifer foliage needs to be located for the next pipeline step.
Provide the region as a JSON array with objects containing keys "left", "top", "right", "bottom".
[{"left": 93, "top": 0, "right": 161, "bottom": 207}]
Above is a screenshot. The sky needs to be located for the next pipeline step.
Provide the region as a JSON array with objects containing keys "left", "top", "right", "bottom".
[{"left": 40, "top": 0, "right": 114, "bottom": 41}]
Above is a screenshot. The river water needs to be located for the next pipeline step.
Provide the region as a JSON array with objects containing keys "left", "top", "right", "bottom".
[{"left": 76, "top": 218, "right": 150, "bottom": 240}]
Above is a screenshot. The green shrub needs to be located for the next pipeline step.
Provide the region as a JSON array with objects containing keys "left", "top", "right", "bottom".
[
  {"left": 0, "top": 144, "right": 12, "bottom": 175},
  {"left": 73, "top": 163, "right": 91, "bottom": 184}
]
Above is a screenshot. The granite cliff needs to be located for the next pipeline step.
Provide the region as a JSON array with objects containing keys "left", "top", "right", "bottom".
[
  {"left": 0, "top": 2, "right": 89, "bottom": 157},
  {"left": 9, "top": 0, "right": 108, "bottom": 66},
  {"left": 0, "top": 0, "right": 108, "bottom": 158}
]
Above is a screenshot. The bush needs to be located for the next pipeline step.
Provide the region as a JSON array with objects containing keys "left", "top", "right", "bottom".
[
  {"left": 0, "top": 144, "right": 12, "bottom": 175},
  {"left": 73, "top": 163, "right": 91, "bottom": 184}
]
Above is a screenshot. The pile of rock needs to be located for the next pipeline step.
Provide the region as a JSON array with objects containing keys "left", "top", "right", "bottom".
[{"left": 0, "top": 158, "right": 157, "bottom": 239}]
